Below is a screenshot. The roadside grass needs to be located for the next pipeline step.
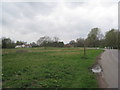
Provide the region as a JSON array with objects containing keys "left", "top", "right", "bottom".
[{"left": 2, "top": 47, "right": 103, "bottom": 88}]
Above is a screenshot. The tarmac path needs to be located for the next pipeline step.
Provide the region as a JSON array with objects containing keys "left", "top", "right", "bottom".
[{"left": 99, "top": 49, "right": 118, "bottom": 88}]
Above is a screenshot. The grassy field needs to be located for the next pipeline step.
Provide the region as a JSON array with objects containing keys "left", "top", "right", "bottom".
[{"left": 2, "top": 47, "right": 103, "bottom": 88}]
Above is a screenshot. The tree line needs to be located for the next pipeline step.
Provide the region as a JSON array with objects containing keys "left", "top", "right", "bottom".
[
  {"left": 68, "top": 28, "right": 119, "bottom": 49},
  {"left": 37, "top": 36, "right": 64, "bottom": 48},
  {"left": 1, "top": 28, "right": 120, "bottom": 49}
]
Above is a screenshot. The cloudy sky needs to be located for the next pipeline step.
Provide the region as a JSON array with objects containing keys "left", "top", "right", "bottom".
[{"left": 1, "top": 0, "right": 119, "bottom": 43}]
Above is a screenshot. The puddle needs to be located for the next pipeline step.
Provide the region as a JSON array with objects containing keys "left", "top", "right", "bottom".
[{"left": 91, "top": 64, "right": 102, "bottom": 73}]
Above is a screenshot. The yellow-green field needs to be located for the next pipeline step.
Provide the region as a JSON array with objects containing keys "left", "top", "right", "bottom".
[{"left": 2, "top": 47, "right": 103, "bottom": 88}]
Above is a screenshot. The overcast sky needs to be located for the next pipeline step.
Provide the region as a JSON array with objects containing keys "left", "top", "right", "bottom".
[{"left": 1, "top": 0, "right": 119, "bottom": 43}]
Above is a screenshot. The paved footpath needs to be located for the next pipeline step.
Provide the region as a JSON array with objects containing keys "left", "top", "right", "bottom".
[{"left": 99, "top": 49, "right": 118, "bottom": 88}]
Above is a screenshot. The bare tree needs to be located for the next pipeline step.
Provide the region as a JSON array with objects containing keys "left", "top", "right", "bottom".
[
  {"left": 37, "top": 36, "right": 52, "bottom": 48},
  {"left": 76, "top": 38, "right": 84, "bottom": 47},
  {"left": 53, "top": 36, "right": 59, "bottom": 42}
]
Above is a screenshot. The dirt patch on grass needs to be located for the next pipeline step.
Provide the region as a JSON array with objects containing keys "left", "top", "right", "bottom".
[
  {"left": 28, "top": 48, "right": 82, "bottom": 53},
  {"left": 16, "top": 50, "right": 29, "bottom": 53},
  {"left": 61, "top": 48, "right": 82, "bottom": 51},
  {"left": 2, "top": 48, "right": 82, "bottom": 54},
  {"left": 49, "top": 52, "right": 80, "bottom": 56}
]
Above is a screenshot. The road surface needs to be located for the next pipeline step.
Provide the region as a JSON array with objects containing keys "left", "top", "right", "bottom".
[{"left": 99, "top": 49, "right": 118, "bottom": 88}]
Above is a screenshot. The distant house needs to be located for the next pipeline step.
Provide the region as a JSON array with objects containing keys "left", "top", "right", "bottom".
[
  {"left": 15, "top": 44, "right": 32, "bottom": 48},
  {"left": 15, "top": 45, "right": 24, "bottom": 48}
]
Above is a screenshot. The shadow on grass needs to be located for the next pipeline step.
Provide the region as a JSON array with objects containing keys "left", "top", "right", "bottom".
[{"left": 80, "top": 56, "right": 89, "bottom": 59}]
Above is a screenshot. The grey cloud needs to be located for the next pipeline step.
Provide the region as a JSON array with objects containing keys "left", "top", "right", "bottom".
[{"left": 1, "top": 1, "right": 118, "bottom": 43}]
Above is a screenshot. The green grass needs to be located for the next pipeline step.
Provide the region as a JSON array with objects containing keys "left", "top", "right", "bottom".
[{"left": 2, "top": 47, "right": 103, "bottom": 88}]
